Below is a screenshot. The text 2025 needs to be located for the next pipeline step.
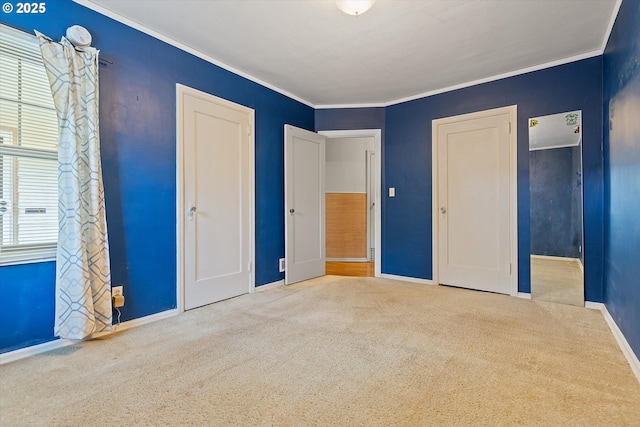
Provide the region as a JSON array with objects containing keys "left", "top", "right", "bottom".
[{"left": 16, "top": 2, "right": 46, "bottom": 13}]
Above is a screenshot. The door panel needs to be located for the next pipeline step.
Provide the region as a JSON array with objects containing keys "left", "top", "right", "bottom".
[
  {"left": 183, "top": 92, "right": 252, "bottom": 309},
  {"left": 195, "top": 111, "right": 242, "bottom": 279},
  {"left": 285, "top": 125, "right": 325, "bottom": 284},
  {"left": 437, "top": 113, "right": 511, "bottom": 294},
  {"left": 326, "top": 192, "right": 367, "bottom": 259}
]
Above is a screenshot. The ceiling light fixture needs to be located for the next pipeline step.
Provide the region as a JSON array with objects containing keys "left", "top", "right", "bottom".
[{"left": 336, "top": 0, "right": 376, "bottom": 16}]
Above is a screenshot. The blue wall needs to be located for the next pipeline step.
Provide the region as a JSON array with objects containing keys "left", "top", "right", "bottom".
[
  {"left": 383, "top": 58, "right": 604, "bottom": 299},
  {"left": 0, "top": 262, "right": 55, "bottom": 350},
  {"left": 0, "top": 0, "right": 313, "bottom": 353},
  {"left": 603, "top": 0, "right": 640, "bottom": 358},
  {"left": 315, "top": 107, "right": 385, "bottom": 133}
]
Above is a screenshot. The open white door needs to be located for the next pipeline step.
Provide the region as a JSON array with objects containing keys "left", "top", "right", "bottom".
[{"left": 284, "top": 125, "right": 325, "bottom": 285}]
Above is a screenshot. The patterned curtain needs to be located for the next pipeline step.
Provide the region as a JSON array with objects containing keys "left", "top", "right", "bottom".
[{"left": 36, "top": 31, "right": 112, "bottom": 339}]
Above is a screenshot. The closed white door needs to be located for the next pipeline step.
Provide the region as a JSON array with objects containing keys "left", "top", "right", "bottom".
[
  {"left": 284, "top": 125, "right": 325, "bottom": 285},
  {"left": 437, "top": 111, "right": 512, "bottom": 294},
  {"left": 182, "top": 89, "right": 253, "bottom": 309}
]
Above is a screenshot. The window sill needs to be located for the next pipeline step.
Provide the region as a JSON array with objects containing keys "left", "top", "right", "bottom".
[{"left": 0, "top": 255, "right": 56, "bottom": 267}]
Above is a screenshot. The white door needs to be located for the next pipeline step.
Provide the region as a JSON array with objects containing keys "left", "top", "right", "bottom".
[
  {"left": 436, "top": 110, "right": 512, "bottom": 294},
  {"left": 284, "top": 125, "right": 325, "bottom": 284},
  {"left": 182, "top": 88, "right": 254, "bottom": 309}
]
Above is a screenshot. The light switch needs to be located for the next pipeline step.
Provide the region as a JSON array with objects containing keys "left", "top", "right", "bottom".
[{"left": 389, "top": 187, "right": 395, "bottom": 197}]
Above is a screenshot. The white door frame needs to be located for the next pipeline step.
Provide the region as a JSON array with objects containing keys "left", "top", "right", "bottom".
[
  {"left": 431, "top": 106, "right": 518, "bottom": 296},
  {"left": 319, "top": 129, "right": 382, "bottom": 278},
  {"left": 366, "top": 149, "right": 376, "bottom": 262},
  {"left": 176, "top": 84, "right": 255, "bottom": 312}
]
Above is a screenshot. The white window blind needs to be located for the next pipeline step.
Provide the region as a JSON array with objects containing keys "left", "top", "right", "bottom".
[{"left": 0, "top": 24, "right": 59, "bottom": 265}]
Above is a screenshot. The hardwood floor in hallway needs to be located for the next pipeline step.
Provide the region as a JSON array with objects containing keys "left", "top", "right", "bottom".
[{"left": 326, "top": 261, "right": 374, "bottom": 277}]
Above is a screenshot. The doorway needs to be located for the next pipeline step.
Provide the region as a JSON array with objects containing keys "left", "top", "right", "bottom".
[
  {"left": 319, "top": 129, "right": 381, "bottom": 278},
  {"left": 432, "top": 106, "right": 518, "bottom": 295},
  {"left": 283, "top": 127, "right": 381, "bottom": 283}
]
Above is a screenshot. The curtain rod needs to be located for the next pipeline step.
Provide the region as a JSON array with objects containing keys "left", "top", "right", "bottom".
[{"left": 3, "top": 22, "right": 114, "bottom": 65}]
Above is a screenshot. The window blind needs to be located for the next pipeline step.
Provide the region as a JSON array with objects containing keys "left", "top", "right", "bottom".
[{"left": 0, "top": 24, "right": 59, "bottom": 265}]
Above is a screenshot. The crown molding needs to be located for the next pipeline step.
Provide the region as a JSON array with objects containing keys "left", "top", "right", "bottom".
[
  {"left": 75, "top": 0, "right": 619, "bottom": 110},
  {"left": 72, "top": 0, "right": 315, "bottom": 108},
  {"left": 600, "top": 0, "right": 623, "bottom": 53}
]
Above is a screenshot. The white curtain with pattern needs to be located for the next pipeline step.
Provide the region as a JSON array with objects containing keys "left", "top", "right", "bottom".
[{"left": 36, "top": 31, "right": 112, "bottom": 339}]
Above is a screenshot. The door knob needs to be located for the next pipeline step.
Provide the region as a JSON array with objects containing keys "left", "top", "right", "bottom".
[
  {"left": 188, "top": 205, "right": 197, "bottom": 221},
  {"left": 440, "top": 207, "right": 446, "bottom": 214},
  {"left": 289, "top": 209, "right": 295, "bottom": 214}
]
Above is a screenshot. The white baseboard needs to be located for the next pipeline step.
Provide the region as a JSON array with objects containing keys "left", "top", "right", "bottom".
[
  {"left": 0, "top": 308, "right": 179, "bottom": 365},
  {"left": 380, "top": 273, "right": 434, "bottom": 285},
  {"left": 584, "top": 301, "right": 604, "bottom": 310},
  {"left": 104, "top": 308, "right": 179, "bottom": 335},
  {"left": 0, "top": 338, "right": 75, "bottom": 365},
  {"left": 517, "top": 292, "right": 532, "bottom": 299},
  {"left": 602, "top": 306, "right": 640, "bottom": 383},
  {"left": 255, "top": 280, "right": 284, "bottom": 292},
  {"left": 588, "top": 303, "right": 640, "bottom": 384}
]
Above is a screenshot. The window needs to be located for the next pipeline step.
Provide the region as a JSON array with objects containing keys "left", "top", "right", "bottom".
[{"left": 0, "top": 24, "right": 59, "bottom": 265}]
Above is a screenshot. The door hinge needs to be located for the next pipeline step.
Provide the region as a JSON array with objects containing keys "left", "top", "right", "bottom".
[
  {"left": 248, "top": 261, "right": 252, "bottom": 272},
  {"left": 509, "top": 122, "right": 512, "bottom": 134},
  {"left": 509, "top": 263, "right": 512, "bottom": 274},
  {"left": 247, "top": 124, "right": 252, "bottom": 136}
]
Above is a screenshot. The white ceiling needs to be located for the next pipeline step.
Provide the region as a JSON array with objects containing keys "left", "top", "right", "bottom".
[{"left": 77, "top": 0, "right": 619, "bottom": 107}]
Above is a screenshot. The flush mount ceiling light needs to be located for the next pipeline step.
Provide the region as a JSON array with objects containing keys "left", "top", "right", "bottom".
[{"left": 336, "top": 0, "right": 376, "bottom": 16}]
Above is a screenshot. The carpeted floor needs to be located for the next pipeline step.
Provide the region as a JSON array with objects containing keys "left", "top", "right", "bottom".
[
  {"left": 531, "top": 256, "right": 584, "bottom": 307},
  {"left": 1, "top": 276, "right": 639, "bottom": 426}
]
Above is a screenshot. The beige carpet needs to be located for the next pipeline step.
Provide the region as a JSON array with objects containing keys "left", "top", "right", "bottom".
[
  {"left": 1, "top": 276, "right": 639, "bottom": 426},
  {"left": 531, "top": 256, "right": 584, "bottom": 307}
]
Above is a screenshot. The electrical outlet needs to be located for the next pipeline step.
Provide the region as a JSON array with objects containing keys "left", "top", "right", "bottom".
[
  {"left": 112, "top": 286, "right": 123, "bottom": 297},
  {"left": 279, "top": 258, "right": 286, "bottom": 272}
]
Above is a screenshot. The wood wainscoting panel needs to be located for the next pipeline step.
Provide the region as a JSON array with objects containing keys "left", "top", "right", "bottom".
[
  {"left": 326, "top": 261, "right": 374, "bottom": 277},
  {"left": 326, "top": 192, "right": 367, "bottom": 259}
]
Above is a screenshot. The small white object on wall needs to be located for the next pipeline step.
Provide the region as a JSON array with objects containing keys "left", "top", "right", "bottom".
[{"left": 65, "top": 25, "right": 92, "bottom": 48}]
